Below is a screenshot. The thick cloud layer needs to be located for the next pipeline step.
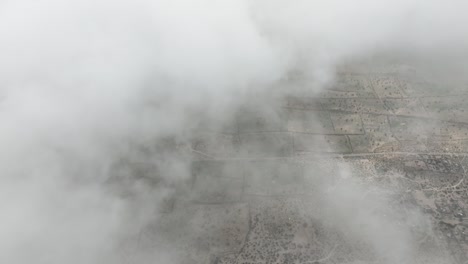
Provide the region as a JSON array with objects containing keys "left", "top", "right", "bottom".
[{"left": 0, "top": 0, "right": 467, "bottom": 263}]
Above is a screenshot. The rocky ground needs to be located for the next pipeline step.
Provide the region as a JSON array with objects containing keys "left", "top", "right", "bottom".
[{"left": 116, "top": 65, "right": 468, "bottom": 264}]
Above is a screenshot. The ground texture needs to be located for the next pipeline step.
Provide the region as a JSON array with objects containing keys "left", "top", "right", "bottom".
[{"left": 119, "top": 66, "right": 468, "bottom": 264}]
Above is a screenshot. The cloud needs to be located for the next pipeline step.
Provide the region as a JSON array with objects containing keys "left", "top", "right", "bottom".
[{"left": 0, "top": 0, "right": 466, "bottom": 263}]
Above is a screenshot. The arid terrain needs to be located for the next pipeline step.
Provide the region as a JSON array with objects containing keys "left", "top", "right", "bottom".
[{"left": 113, "top": 64, "right": 468, "bottom": 264}]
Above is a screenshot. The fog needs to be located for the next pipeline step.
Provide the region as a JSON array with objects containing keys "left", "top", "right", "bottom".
[{"left": 0, "top": 0, "right": 467, "bottom": 263}]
